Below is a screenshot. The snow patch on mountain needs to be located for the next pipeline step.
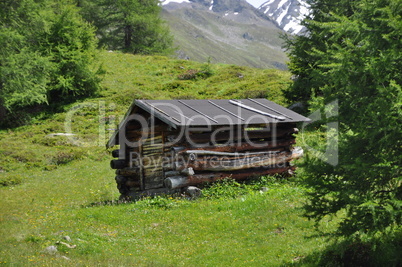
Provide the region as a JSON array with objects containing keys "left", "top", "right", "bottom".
[
  {"left": 161, "top": 0, "right": 190, "bottom": 5},
  {"left": 259, "top": 0, "right": 309, "bottom": 34},
  {"left": 245, "top": 0, "right": 268, "bottom": 8}
]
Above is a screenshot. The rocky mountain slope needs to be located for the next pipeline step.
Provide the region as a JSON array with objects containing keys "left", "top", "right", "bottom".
[
  {"left": 161, "top": 0, "right": 289, "bottom": 69},
  {"left": 259, "top": 0, "right": 309, "bottom": 34}
]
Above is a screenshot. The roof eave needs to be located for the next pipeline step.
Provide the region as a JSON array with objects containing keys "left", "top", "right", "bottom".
[{"left": 135, "top": 100, "right": 179, "bottom": 129}]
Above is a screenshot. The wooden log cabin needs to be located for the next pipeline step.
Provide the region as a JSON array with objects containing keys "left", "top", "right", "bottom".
[{"left": 107, "top": 99, "right": 310, "bottom": 199}]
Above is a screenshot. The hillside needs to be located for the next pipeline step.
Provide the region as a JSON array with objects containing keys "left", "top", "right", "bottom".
[
  {"left": 162, "top": 0, "right": 288, "bottom": 69},
  {"left": 0, "top": 51, "right": 338, "bottom": 266},
  {"left": 0, "top": 51, "right": 292, "bottom": 186}
]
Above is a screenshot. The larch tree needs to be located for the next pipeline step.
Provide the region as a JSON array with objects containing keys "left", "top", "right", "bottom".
[
  {"left": 79, "top": 0, "right": 173, "bottom": 54},
  {"left": 285, "top": 0, "right": 402, "bottom": 239},
  {"left": 0, "top": 0, "right": 101, "bottom": 126}
]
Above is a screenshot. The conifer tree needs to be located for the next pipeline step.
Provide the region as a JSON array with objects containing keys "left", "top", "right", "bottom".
[
  {"left": 285, "top": 0, "right": 402, "bottom": 238},
  {"left": 0, "top": 0, "right": 100, "bottom": 125},
  {"left": 0, "top": 0, "right": 52, "bottom": 111},
  {"left": 79, "top": 0, "right": 173, "bottom": 54}
]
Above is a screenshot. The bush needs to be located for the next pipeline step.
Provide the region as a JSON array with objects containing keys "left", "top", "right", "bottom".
[
  {"left": 0, "top": 174, "right": 23, "bottom": 186},
  {"left": 202, "top": 178, "right": 251, "bottom": 200},
  {"left": 177, "top": 66, "right": 213, "bottom": 80},
  {"left": 177, "top": 69, "right": 200, "bottom": 80},
  {"left": 49, "top": 150, "right": 85, "bottom": 165}
]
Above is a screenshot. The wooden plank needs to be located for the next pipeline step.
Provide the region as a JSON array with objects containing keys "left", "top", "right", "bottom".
[
  {"left": 139, "top": 143, "right": 144, "bottom": 190},
  {"left": 142, "top": 149, "right": 164, "bottom": 155},
  {"left": 143, "top": 143, "right": 163, "bottom": 147},
  {"left": 144, "top": 146, "right": 163, "bottom": 150}
]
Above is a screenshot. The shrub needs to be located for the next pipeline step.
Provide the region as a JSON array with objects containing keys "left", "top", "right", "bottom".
[
  {"left": 49, "top": 149, "right": 85, "bottom": 165},
  {"left": 177, "top": 69, "right": 200, "bottom": 80},
  {"left": 0, "top": 174, "right": 23, "bottom": 186},
  {"left": 177, "top": 66, "right": 213, "bottom": 80},
  {"left": 202, "top": 178, "right": 251, "bottom": 199}
]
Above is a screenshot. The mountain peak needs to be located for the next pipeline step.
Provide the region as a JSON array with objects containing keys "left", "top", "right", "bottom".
[
  {"left": 259, "top": 0, "right": 308, "bottom": 34},
  {"left": 162, "top": 0, "right": 309, "bottom": 34}
]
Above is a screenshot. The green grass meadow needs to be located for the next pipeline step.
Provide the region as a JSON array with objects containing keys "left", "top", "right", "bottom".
[
  {"left": 0, "top": 159, "right": 334, "bottom": 266},
  {"left": 0, "top": 51, "right": 336, "bottom": 266}
]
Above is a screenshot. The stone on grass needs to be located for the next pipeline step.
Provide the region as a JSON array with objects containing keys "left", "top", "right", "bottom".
[
  {"left": 184, "top": 186, "right": 202, "bottom": 199},
  {"left": 44, "top": 245, "right": 58, "bottom": 255},
  {"left": 62, "top": 236, "right": 72, "bottom": 242}
]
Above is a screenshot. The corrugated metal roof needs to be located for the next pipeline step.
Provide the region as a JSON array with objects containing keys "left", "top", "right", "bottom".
[
  {"left": 135, "top": 98, "right": 310, "bottom": 127},
  {"left": 106, "top": 98, "right": 310, "bottom": 147}
]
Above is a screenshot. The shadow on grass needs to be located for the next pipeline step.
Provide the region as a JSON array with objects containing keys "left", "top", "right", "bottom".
[{"left": 282, "top": 230, "right": 402, "bottom": 267}]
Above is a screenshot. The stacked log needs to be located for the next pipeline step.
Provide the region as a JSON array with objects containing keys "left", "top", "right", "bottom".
[
  {"left": 161, "top": 124, "right": 300, "bottom": 189},
  {"left": 164, "top": 148, "right": 302, "bottom": 189},
  {"left": 112, "top": 123, "right": 301, "bottom": 196},
  {"left": 164, "top": 166, "right": 296, "bottom": 189},
  {"left": 175, "top": 150, "right": 296, "bottom": 172}
]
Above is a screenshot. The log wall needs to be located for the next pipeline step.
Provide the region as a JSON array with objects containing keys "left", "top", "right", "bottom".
[{"left": 112, "top": 123, "right": 301, "bottom": 197}]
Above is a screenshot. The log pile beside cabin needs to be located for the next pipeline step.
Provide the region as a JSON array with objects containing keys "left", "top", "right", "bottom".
[{"left": 107, "top": 99, "right": 310, "bottom": 199}]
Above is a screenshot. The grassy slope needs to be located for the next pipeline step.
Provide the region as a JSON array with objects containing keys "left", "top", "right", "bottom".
[
  {"left": 0, "top": 51, "right": 334, "bottom": 266},
  {"left": 99, "top": 51, "right": 290, "bottom": 103},
  {"left": 0, "top": 51, "right": 291, "bottom": 178},
  {"left": 162, "top": 7, "right": 288, "bottom": 69}
]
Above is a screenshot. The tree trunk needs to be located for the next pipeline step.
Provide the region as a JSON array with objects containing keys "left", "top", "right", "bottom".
[{"left": 124, "top": 24, "right": 132, "bottom": 51}]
